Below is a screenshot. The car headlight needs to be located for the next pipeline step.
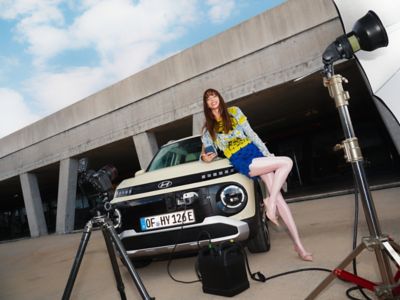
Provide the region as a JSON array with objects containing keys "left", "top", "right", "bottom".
[{"left": 218, "top": 184, "right": 247, "bottom": 214}]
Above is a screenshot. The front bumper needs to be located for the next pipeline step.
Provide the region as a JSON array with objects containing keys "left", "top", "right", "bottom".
[{"left": 119, "top": 216, "right": 249, "bottom": 257}]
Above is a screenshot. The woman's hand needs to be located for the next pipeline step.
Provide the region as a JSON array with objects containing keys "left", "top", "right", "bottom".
[{"left": 201, "top": 152, "right": 217, "bottom": 162}]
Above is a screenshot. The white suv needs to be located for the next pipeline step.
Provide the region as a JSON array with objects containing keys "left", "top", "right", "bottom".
[{"left": 111, "top": 136, "right": 270, "bottom": 259}]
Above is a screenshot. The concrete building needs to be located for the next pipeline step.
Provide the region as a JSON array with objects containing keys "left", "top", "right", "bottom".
[{"left": 1, "top": 0, "right": 399, "bottom": 240}]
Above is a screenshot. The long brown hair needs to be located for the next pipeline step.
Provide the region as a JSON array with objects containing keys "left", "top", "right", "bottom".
[{"left": 203, "top": 88, "right": 233, "bottom": 140}]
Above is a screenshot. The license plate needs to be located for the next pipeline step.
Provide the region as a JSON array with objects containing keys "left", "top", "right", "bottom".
[{"left": 140, "top": 209, "right": 195, "bottom": 231}]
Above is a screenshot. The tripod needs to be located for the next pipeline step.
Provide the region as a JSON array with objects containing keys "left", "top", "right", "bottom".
[
  {"left": 62, "top": 210, "right": 155, "bottom": 300},
  {"left": 306, "top": 66, "right": 400, "bottom": 299}
]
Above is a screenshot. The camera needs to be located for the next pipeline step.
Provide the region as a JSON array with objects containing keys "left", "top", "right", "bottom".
[{"left": 78, "top": 158, "right": 118, "bottom": 214}]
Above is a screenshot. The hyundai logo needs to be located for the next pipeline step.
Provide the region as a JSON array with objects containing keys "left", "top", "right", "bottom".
[{"left": 157, "top": 180, "right": 173, "bottom": 189}]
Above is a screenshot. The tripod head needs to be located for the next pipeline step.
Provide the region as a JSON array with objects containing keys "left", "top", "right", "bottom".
[{"left": 77, "top": 158, "right": 121, "bottom": 225}]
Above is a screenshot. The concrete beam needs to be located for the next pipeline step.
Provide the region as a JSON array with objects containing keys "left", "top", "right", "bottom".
[
  {"left": 133, "top": 132, "right": 159, "bottom": 170},
  {"left": 56, "top": 158, "right": 78, "bottom": 234},
  {"left": 193, "top": 112, "right": 204, "bottom": 136},
  {"left": 20, "top": 173, "right": 48, "bottom": 237}
]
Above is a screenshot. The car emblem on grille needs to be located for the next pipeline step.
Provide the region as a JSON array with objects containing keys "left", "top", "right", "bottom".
[{"left": 157, "top": 180, "right": 173, "bottom": 189}]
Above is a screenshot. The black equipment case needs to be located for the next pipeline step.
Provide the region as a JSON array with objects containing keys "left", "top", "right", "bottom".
[{"left": 198, "top": 241, "right": 249, "bottom": 297}]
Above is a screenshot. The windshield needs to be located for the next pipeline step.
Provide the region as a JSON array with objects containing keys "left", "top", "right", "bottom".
[{"left": 147, "top": 137, "right": 202, "bottom": 171}]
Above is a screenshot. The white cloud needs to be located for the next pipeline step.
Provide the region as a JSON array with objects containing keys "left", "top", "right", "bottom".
[
  {"left": 0, "top": 88, "right": 39, "bottom": 138},
  {"left": 21, "top": 25, "right": 70, "bottom": 66},
  {"left": 0, "top": 0, "right": 58, "bottom": 19},
  {"left": 4, "top": 0, "right": 199, "bottom": 67},
  {"left": 19, "top": 0, "right": 200, "bottom": 113},
  {"left": 2, "top": 0, "right": 66, "bottom": 66},
  {"left": 24, "top": 41, "right": 162, "bottom": 115},
  {"left": 206, "top": 0, "right": 236, "bottom": 23},
  {"left": 70, "top": 0, "right": 198, "bottom": 62},
  {"left": 0, "top": 56, "right": 21, "bottom": 81},
  {"left": 26, "top": 67, "right": 107, "bottom": 114}
]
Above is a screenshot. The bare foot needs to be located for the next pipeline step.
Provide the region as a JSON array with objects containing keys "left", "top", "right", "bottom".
[{"left": 294, "top": 245, "right": 313, "bottom": 262}]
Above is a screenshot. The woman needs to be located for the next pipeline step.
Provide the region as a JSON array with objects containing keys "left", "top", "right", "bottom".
[{"left": 200, "top": 88, "right": 312, "bottom": 261}]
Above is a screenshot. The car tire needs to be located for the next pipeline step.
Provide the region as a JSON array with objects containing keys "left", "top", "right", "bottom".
[
  {"left": 130, "top": 258, "right": 152, "bottom": 268},
  {"left": 247, "top": 207, "right": 270, "bottom": 253}
]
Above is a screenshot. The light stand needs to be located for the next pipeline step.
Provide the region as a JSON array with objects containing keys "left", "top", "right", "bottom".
[
  {"left": 306, "top": 10, "right": 400, "bottom": 300},
  {"left": 306, "top": 67, "right": 400, "bottom": 300}
]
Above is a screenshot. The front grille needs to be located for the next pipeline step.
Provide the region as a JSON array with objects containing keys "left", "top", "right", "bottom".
[
  {"left": 113, "top": 182, "right": 248, "bottom": 233},
  {"left": 114, "top": 188, "right": 214, "bottom": 232}
]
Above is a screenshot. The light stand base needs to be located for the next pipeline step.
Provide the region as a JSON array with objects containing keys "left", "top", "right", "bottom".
[{"left": 306, "top": 237, "right": 400, "bottom": 299}]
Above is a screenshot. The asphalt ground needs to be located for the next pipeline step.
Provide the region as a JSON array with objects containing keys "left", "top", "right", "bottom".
[{"left": 1, "top": 187, "right": 399, "bottom": 300}]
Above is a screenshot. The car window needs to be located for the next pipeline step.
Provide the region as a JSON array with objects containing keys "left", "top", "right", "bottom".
[{"left": 147, "top": 137, "right": 202, "bottom": 171}]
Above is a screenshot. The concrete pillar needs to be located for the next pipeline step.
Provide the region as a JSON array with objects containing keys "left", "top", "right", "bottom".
[
  {"left": 133, "top": 131, "right": 159, "bottom": 170},
  {"left": 20, "top": 173, "right": 48, "bottom": 237},
  {"left": 56, "top": 158, "right": 78, "bottom": 234},
  {"left": 193, "top": 112, "right": 204, "bottom": 136}
]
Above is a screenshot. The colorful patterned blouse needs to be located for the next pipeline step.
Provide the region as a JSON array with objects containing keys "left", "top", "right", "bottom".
[{"left": 201, "top": 106, "right": 271, "bottom": 158}]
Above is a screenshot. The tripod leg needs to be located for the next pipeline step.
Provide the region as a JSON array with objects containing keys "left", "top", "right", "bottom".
[
  {"left": 62, "top": 220, "right": 93, "bottom": 300},
  {"left": 383, "top": 241, "right": 400, "bottom": 267},
  {"left": 101, "top": 225, "right": 127, "bottom": 300},
  {"left": 389, "top": 241, "right": 400, "bottom": 259},
  {"left": 375, "top": 245, "right": 395, "bottom": 286},
  {"left": 103, "top": 220, "right": 155, "bottom": 300},
  {"left": 306, "top": 243, "right": 366, "bottom": 300}
]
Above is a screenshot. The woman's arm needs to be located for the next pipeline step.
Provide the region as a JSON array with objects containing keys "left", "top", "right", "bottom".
[
  {"left": 235, "top": 107, "right": 272, "bottom": 156},
  {"left": 201, "top": 131, "right": 218, "bottom": 162}
]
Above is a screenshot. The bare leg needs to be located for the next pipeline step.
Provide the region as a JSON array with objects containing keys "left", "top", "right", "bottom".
[
  {"left": 260, "top": 172, "right": 313, "bottom": 261},
  {"left": 249, "top": 156, "right": 293, "bottom": 224}
]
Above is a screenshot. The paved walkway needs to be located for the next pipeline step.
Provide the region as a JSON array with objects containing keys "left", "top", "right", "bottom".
[{"left": 1, "top": 187, "right": 399, "bottom": 300}]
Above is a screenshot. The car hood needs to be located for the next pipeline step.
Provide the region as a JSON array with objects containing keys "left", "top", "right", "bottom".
[{"left": 111, "top": 158, "right": 238, "bottom": 203}]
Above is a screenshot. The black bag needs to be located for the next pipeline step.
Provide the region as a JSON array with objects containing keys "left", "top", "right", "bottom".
[{"left": 197, "top": 241, "right": 265, "bottom": 297}]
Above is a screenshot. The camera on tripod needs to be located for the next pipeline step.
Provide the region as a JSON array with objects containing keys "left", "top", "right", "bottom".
[
  {"left": 77, "top": 158, "right": 118, "bottom": 216},
  {"left": 63, "top": 158, "right": 154, "bottom": 300}
]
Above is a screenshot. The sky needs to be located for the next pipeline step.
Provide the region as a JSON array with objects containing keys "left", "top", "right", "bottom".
[{"left": 0, "top": 0, "right": 284, "bottom": 138}]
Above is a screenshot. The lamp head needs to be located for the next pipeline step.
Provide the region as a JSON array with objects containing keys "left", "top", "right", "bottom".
[{"left": 323, "top": 10, "right": 388, "bottom": 65}]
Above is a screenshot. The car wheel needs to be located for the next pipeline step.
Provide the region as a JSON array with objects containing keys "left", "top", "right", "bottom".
[
  {"left": 247, "top": 206, "right": 270, "bottom": 253},
  {"left": 130, "top": 258, "right": 152, "bottom": 268}
]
